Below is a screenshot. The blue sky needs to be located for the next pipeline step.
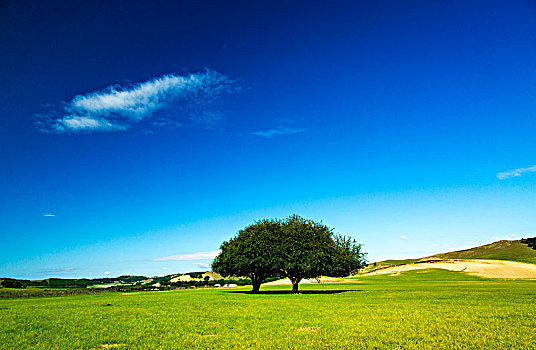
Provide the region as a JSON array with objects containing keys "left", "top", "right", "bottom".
[{"left": 1, "top": 1, "right": 535, "bottom": 279}]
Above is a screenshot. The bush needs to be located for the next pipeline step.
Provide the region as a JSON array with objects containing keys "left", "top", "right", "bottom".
[
  {"left": 1, "top": 279, "right": 25, "bottom": 288},
  {"left": 521, "top": 237, "right": 536, "bottom": 250}
]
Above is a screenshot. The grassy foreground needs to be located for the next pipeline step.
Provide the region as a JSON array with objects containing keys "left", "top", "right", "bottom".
[{"left": 1, "top": 269, "right": 535, "bottom": 349}]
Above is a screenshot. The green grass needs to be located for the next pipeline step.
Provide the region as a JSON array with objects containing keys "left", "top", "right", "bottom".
[
  {"left": 1, "top": 269, "right": 535, "bottom": 349},
  {"left": 364, "top": 258, "right": 420, "bottom": 273},
  {"left": 0, "top": 287, "right": 104, "bottom": 299},
  {"left": 378, "top": 258, "right": 420, "bottom": 265}
]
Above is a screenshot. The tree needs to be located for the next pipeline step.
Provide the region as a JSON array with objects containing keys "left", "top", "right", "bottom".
[
  {"left": 276, "top": 215, "right": 366, "bottom": 293},
  {"left": 213, "top": 215, "right": 367, "bottom": 294},
  {"left": 188, "top": 272, "right": 203, "bottom": 279},
  {"left": 521, "top": 237, "right": 536, "bottom": 250},
  {"left": 212, "top": 219, "right": 281, "bottom": 293},
  {"left": 0, "top": 279, "right": 25, "bottom": 288},
  {"left": 330, "top": 234, "right": 367, "bottom": 277}
]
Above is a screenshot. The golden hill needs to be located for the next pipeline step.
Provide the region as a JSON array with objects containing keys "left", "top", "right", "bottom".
[{"left": 422, "top": 239, "right": 536, "bottom": 264}]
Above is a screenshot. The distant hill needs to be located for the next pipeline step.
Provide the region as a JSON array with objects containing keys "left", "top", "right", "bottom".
[
  {"left": 0, "top": 270, "right": 243, "bottom": 292},
  {"left": 363, "top": 258, "right": 420, "bottom": 273},
  {"left": 0, "top": 275, "right": 148, "bottom": 289},
  {"left": 0, "top": 271, "right": 213, "bottom": 289},
  {"left": 423, "top": 239, "right": 536, "bottom": 264},
  {"left": 366, "top": 238, "right": 536, "bottom": 273}
]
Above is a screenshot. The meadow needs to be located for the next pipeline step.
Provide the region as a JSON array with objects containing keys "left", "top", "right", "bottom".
[{"left": 1, "top": 269, "right": 535, "bottom": 349}]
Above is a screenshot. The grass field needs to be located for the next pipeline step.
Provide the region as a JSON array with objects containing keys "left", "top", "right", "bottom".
[
  {"left": 0, "top": 287, "right": 105, "bottom": 299},
  {"left": 363, "top": 258, "right": 420, "bottom": 273},
  {"left": 1, "top": 269, "right": 535, "bottom": 349}
]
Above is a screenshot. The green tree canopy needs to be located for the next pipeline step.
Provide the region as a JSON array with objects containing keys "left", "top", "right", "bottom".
[
  {"left": 277, "top": 215, "right": 366, "bottom": 293},
  {"left": 521, "top": 237, "right": 536, "bottom": 250},
  {"left": 212, "top": 215, "right": 367, "bottom": 293},
  {"left": 212, "top": 219, "right": 282, "bottom": 293}
]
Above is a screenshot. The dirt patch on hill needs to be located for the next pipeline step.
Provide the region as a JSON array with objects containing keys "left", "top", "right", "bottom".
[{"left": 365, "top": 259, "right": 536, "bottom": 279}]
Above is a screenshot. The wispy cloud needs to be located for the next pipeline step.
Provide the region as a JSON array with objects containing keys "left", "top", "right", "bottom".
[
  {"left": 37, "top": 267, "right": 75, "bottom": 275},
  {"left": 152, "top": 250, "right": 220, "bottom": 262},
  {"left": 251, "top": 126, "right": 304, "bottom": 138},
  {"left": 43, "top": 214, "right": 55, "bottom": 217},
  {"left": 497, "top": 165, "right": 536, "bottom": 179},
  {"left": 401, "top": 235, "right": 408, "bottom": 240},
  {"left": 104, "top": 271, "right": 111, "bottom": 275},
  {"left": 36, "top": 69, "right": 238, "bottom": 133},
  {"left": 151, "top": 118, "right": 182, "bottom": 128},
  {"left": 192, "top": 262, "right": 209, "bottom": 269}
]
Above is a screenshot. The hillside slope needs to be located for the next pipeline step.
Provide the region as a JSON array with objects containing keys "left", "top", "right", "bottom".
[
  {"left": 366, "top": 259, "right": 536, "bottom": 279},
  {"left": 423, "top": 239, "right": 536, "bottom": 264}
]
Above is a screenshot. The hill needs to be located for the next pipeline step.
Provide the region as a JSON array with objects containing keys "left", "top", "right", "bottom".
[
  {"left": 365, "top": 238, "right": 536, "bottom": 274},
  {"left": 422, "top": 239, "right": 536, "bottom": 264},
  {"left": 362, "top": 258, "right": 420, "bottom": 273},
  {"left": 0, "top": 270, "right": 254, "bottom": 295},
  {"left": 0, "top": 275, "right": 147, "bottom": 289},
  {"left": 364, "top": 238, "right": 536, "bottom": 278},
  {"left": 366, "top": 259, "right": 536, "bottom": 279},
  {"left": 0, "top": 271, "right": 215, "bottom": 289}
]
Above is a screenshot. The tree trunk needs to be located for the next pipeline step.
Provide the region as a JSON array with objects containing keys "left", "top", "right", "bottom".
[
  {"left": 251, "top": 279, "right": 261, "bottom": 293},
  {"left": 291, "top": 279, "right": 301, "bottom": 293}
]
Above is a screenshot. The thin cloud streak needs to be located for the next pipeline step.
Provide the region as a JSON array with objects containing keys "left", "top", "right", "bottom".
[
  {"left": 152, "top": 250, "right": 220, "bottom": 262},
  {"left": 43, "top": 214, "right": 55, "bottom": 217},
  {"left": 497, "top": 165, "right": 536, "bottom": 179},
  {"left": 37, "top": 267, "right": 75, "bottom": 274},
  {"left": 36, "top": 69, "right": 237, "bottom": 133},
  {"left": 151, "top": 118, "right": 182, "bottom": 128},
  {"left": 251, "top": 126, "right": 304, "bottom": 138},
  {"left": 192, "top": 262, "right": 209, "bottom": 269}
]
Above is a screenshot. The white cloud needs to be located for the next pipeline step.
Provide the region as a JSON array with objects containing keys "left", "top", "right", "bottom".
[
  {"left": 43, "top": 214, "right": 55, "bottom": 217},
  {"left": 152, "top": 250, "right": 220, "bottom": 262},
  {"left": 505, "top": 234, "right": 517, "bottom": 240},
  {"left": 151, "top": 118, "right": 182, "bottom": 128},
  {"left": 36, "top": 69, "right": 237, "bottom": 133},
  {"left": 104, "top": 271, "right": 111, "bottom": 275},
  {"left": 37, "top": 267, "right": 75, "bottom": 274},
  {"left": 497, "top": 165, "right": 536, "bottom": 180},
  {"left": 54, "top": 116, "right": 127, "bottom": 133},
  {"left": 192, "top": 262, "right": 209, "bottom": 269},
  {"left": 401, "top": 235, "right": 408, "bottom": 240},
  {"left": 251, "top": 126, "right": 304, "bottom": 138}
]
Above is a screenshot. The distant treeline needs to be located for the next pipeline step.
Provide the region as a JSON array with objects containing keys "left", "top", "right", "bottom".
[
  {"left": 115, "top": 276, "right": 280, "bottom": 291},
  {"left": 0, "top": 273, "right": 280, "bottom": 296},
  {"left": 521, "top": 237, "right": 536, "bottom": 250},
  {"left": 0, "top": 273, "right": 213, "bottom": 289},
  {"left": 0, "top": 275, "right": 147, "bottom": 289}
]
